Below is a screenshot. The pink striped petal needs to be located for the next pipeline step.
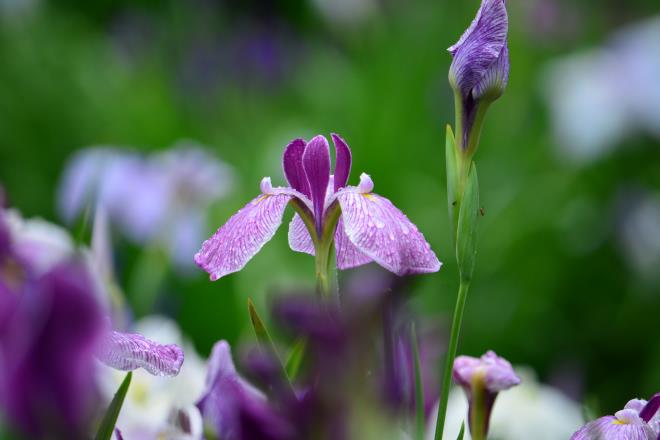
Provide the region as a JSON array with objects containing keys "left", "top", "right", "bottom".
[
  {"left": 194, "top": 193, "right": 292, "bottom": 280},
  {"left": 288, "top": 213, "right": 315, "bottom": 255},
  {"left": 335, "top": 217, "right": 373, "bottom": 270},
  {"left": 99, "top": 330, "right": 184, "bottom": 377},
  {"left": 336, "top": 175, "right": 441, "bottom": 276}
]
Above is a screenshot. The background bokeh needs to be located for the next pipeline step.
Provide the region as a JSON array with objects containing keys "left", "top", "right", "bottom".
[{"left": 1, "top": 0, "right": 659, "bottom": 417}]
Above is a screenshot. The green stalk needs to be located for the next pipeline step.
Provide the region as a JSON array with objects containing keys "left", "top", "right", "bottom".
[{"left": 434, "top": 280, "right": 470, "bottom": 440}]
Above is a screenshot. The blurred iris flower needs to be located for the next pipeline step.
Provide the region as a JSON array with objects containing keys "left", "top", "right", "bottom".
[
  {"left": 0, "top": 207, "right": 184, "bottom": 438},
  {"left": 570, "top": 394, "right": 660, "bottom": 440},
  {"left": 452, "top": 351, "right": 521, "bottom": 439},
  {"left": 542, "top": 17, "right": 660, "bottom": 162},
  {"left": 195, "top": 134, "right": 440, "bottom": 280},
  {"left": 58, "top": 142, "right": 234, "bottom": 269}
]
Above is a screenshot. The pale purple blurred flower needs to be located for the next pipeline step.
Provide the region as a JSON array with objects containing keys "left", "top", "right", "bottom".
[
  {"left": 542, "top": 17, "right": 660, "bottom": 163},
  {"left": 195, "top": 134, "right": 440, "bottom": 280},
  {"left": 448, "top": 0, "right": 509, "bottom": 149},
  {"left": 570, "top": 394, "right": 660, "bottom": 440},
  {"left": 453, "top": 351, "right": 521, "bottom": 438},
  {"left": 58, "top": 143, "right": 234, "bottom": 269}
]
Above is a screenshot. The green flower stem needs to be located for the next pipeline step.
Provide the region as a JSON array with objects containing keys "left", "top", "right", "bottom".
[
  {"left": 434, "top": 280, "right": 470, "bottom": 440},
  {"left": 469, "top": 376, "right": 488, "bottom": 440}
]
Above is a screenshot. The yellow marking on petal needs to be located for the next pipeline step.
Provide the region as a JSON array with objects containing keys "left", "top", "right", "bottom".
[
  {"left": 255, "top": 195, "right": 270, "bottom": 203},
  {"left": 362, "top": 193, "right": 375, "bottom": 201},
  {"left": 612, "top": 420, "right": 628, "bottom": 425}
]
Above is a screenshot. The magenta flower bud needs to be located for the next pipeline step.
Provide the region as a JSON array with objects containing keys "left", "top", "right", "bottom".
[
  {"left": 571, "top": 393, "right": 660, "bottom": 440},
  {"left": 453, "top": 350, "right": 521, "bottom": 440},
  {"left": 448, "top": 0, "right": 509, "bottom": 154}
]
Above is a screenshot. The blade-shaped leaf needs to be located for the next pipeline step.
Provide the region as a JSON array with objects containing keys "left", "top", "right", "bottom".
[
  {"left": 456, "top": 422, "right": 465, "bottom": 440},
  {"left": 456, "top": 162, "right": 479, "bottom": 283},
  {"left": 445, "top": 125, "right": 460, "bottom": 239},
  {"left": 247, "top": 298, "right": 294, "bottom": 392},
  {"left": 95, "top": 372, "right": 132, "bottom": 440},
  {"left": 285, "top": 338, "right": 306, "bottom": 381},
  {"left": 411, "top": 323, "right": 425, "bottom": 440}
]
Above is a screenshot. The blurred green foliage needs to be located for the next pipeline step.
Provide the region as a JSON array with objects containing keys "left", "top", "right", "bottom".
[{"left": 1, "top": 0, "right": 659, "bottom": 415}]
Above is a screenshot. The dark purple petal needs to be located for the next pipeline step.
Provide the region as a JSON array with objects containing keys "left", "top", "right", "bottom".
[
  {"left": 288, "top": 213, "right": 315, "bottom": 255},
  {"left": 98, "top": 330, "right": 184, "bottom": 377},
  {"left": 198, "top": 341, "right": 265, "bottom": 440},
  {"left": 0, "top": 262, "right": 105, "bottom": 438},
  {"left": 448, "top": 0, "right": 508, "bottom": 99},
  {"left": 331, "top": 134, "right": 352, "bottom": 192},
  {"left": 336, "top": 176, "right": 441, "bottom": 276},
  {"left": 334, "top": 217, "right": 373, "bottom": 270},
  {"left": 302, "top": 135, "right": 331, "bottom": 232},
  {"left": 194, "top": 192, "right": 292, "bottom": 280},
  {"left": 640, "top": 394, "right": 660, "bottom": 423},
  {"left": 282, "top": 138, "right": 310, "bottom": 197}
]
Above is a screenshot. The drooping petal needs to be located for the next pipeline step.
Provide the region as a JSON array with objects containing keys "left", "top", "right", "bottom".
[
  {"left": 335, "top": 217, "right": 373, "bottom": 270},
  {"left": 98, "top": 330, "right": 184, "bottom": 377},
  {"left": 194, "top": 193, "right": 292, "bottom": 281},
  {"left": 331, "top": 134, "right": 352, "bottom": 192},
  {"left": 302, "top": 135, "right": 331, "bottom": 231},
  {"left": 282, "top": 138, "right": 310, "bottom": 197},
  {"left": 336, "top": 176, "right": 441, "bottom": 276},
  {"left": 448, "top": 0, "right": 508, "bottom": 99},
  {"left": 288, "top": 213, "right": 315, "bottom": 255}
]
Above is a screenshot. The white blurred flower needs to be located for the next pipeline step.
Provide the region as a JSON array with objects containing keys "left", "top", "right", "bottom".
[
  {"left": 427, "top": 368, "right": 583, "bottom": 440},
  {"left": 4, "top": 208, "right": 74, "bottom": 275},
  {"left": 97, "top": 316, "right": 206, "bottom": 440},
  {"left": 542, "top": 16, "right": 660, "bottom": 163}
]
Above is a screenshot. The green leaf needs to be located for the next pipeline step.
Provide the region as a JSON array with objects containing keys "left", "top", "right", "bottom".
[
  {"left": 411, "top": 323, "right": 425, "bottom": 440},
  {"left": 95, "top": 372, "right": 132, "bottom": 440},
  {"left": 247, "top": 298, "right": 294, "bottom": 392},
  {"left": 456, "top": 162, "right": 479, "bottom": 283},
  {"left": 445, "top": 124, "right": 460, "bottom": 239},
  {"left": 456, "top": 422, "right": 465, "bottom": 440},
  {"left": 285, "top": 338, "right": 306, "bottom": 381}
]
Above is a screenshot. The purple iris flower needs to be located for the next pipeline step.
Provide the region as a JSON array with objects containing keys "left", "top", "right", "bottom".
[
  {"left": 453, "top": 350, "right": 521, "bottom": 439},
  {"left": 195, "top": 134, "right": 441, "bottom": 280},
  {"left": 0, "top": 207, "right": 184, "bottom": 437},
  {"left": 448, "top": 0, "right": 509, "bottom": 152},
  {"left": 571, "top": 394, "right": 660, "bottom": 440}
]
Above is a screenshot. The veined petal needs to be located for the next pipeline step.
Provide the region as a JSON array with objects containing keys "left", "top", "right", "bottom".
[
  {"left": 336, "top": 179, "right": 441, "bottom": 276},
  {"left": 288, "top": 213, "right": 315, "bottom": 255},
  {"left": 194, "top": 193, "right": 292, "bottom": 280},
  {"left": 282, "top": 139, "right": 310, "bottom": 197},
  {"left": 98, "top": 330, "right": 184, "bottom": 377},
  {"left": 335, "top": 217, "right": 373, "bottom": 270},
  {"left": 570, "top": 415, "right": 655, "bottom": 440},
  {"left": 331, "top": 134, "right": 352, "bottom": 192},
  {"left": 448, "top": 0, "right": 508, "bottom": 98},
  {"left": 302, "top": 135, "right": 331, "bottom": 231},
  {"left": 472, "top": 44, "right": 509, "bottom": 101}
]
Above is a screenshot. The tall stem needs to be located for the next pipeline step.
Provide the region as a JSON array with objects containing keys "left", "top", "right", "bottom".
[
  {"left": 314, "top": 242, "right": 332, "bottom": 297},
  {"left": 434, "top": 280, "right": 470, "bottom": 440}
]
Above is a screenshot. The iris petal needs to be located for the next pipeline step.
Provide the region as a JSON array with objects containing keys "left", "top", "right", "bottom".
[
  {"left": 282, "top": 139, "right": 310, "bottom": 197},
  {"left": 331, "top": 134, "right": 352, "bottom": 192},
  {"left": 98, "top": 330, "right": 184, "bottom": 377},
  {"left": 336, "top": 186, "right": 441, "bottom": 276},
  {"left": 194, "top": 194, "right": 292, "bottom": 280},
  {"left": 302, "top": 135, "right": 331, "bottom": 232}
]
